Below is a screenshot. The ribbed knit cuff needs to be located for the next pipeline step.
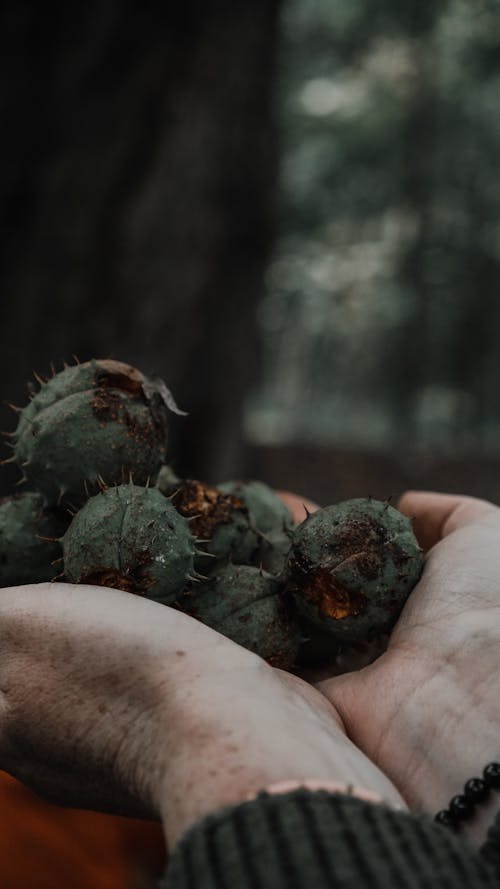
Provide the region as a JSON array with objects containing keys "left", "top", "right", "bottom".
[
  {"left": 163, "top": 788, "right": 498, "bottom": 889},
  {"left": 480, "top": 808, "right": 500, "bottom": 877}
]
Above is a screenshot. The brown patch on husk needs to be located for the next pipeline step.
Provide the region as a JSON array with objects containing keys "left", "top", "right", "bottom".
[
  {"left": 290, "top": 561, "right": 368, "bottom": 620},
  {"left": 91, "top": 389, "right": 124, "bottom": 422},
  {"left": 289, "top": 510, "right": 414, "bottom": 623},
  {"left": 91, "top": 389, "right": 164, "bottom": 446},
  {"left": 81, "top": 559, "right": 154, "bottom": 596},
  {"left": 172, "top": 480, "right": 244, "bottom": 539},
  {"left": 90, "top": 364, "right": 168, "bottom": 453},
  {"left": 94, "top": 360, "right": 144, "bottom": 397}
]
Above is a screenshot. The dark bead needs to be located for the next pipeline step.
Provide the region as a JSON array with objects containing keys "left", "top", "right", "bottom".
[
  {"left": 435, "top": 810, "right": 457, "bottom": 829},
  {"left": 464, "top": 778, "right": 489, "bottom": 803},
  {"left": 483, "top": 763, "right": 500, "bottom": 789},
  {"left": 450, "top": 794, "right": 474, "bottom": 820}
]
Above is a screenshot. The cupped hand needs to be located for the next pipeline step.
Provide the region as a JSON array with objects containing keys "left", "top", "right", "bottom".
[
  {"left": 0, "top": 581, "right": 404, "bottom": 851},
  {"left": 305, "top": 491, "right": 500, "bottom": 840}
]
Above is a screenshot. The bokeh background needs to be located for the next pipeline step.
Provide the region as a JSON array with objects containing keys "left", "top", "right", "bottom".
[{"left": 2, "top": 0, "right": 500, "bottom": 504}]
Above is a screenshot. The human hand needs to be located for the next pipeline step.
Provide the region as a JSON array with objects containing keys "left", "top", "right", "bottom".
[
  {"left": 310, "top": 491, "right": 500, "bottom": 843},
  {"left": 0, "top": 582, "right": 405, "bottom": 851}
]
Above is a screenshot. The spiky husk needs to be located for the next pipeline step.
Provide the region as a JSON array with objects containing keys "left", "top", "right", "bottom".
[
  {"left": 286, "top": 498, "right": 423, "bottom": 642},
  {"left": 170, "top": 479, "right": 259, "bottom": 570},
  {"left": 0, "top": 492, "right": 67, "bottom": 587},
  {"left": 12, "top": 359, "right": 171, "bottom": 505},
  {"left": 63, "top": 484, "right": 196, "bottom": 603},
  {"left": 177, "top": 564, "right": 301, "bottom": 668},
  {"left": 218, "top": 480, "right": 294, "bottom": 573},
  {"left": 156, "top": 464, "right": 181, "bottom": 496},
  {"left": 218, "top": 480, "right": 292, "bottom": 536}
]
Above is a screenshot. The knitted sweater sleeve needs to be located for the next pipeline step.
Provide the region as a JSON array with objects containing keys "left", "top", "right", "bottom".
[{"left": 162, "top": 789, "right": 500, "bottom": 889}]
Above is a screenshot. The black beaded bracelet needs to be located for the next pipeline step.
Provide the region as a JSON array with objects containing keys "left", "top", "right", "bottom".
[{"left": 434, "top": 762, "right": 500, "bottom": 830}]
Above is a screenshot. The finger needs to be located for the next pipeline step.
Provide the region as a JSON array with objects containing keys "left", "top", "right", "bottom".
[
  {"left": 398, "top": 490, "right": 498, "bottom": 551},
  {"left": 275, "top": 490, "right": 320, "bottom": 524}
]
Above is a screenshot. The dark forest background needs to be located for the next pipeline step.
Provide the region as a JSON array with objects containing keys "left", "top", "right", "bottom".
[
  {"left": 0, "top": 0, "right": 279, "bottom": 487},
  {"left": 2, "top": 0, "right": 500, "bottom": 505}
]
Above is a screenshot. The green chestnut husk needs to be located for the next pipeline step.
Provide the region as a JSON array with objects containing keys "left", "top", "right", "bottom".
[
  {"left": 177, "top": 564, "right": 301, "bottom": 668},
  {"left": 170, "top": 479, "right": 259, "bottom": 570},
  {"left": 156, "top": 464, "right": 181, "bottom": 496},
  {"left": 0, "top": 492, "right": 67, "bottom": 587},
  {"left": 218, "top": 480, "right": 293, "bottom": 537},
  {"left": 218, "top": 480, "right": 294, "bottom": 574},
  {"left": 12, "top": 359, "right": 179, "bottom": 505},
  {"left": 63, "top": 484, "right": 196, "bottom": 603},
  {"left": 286, "top": 498, "right": 423, "bottom": 642}
]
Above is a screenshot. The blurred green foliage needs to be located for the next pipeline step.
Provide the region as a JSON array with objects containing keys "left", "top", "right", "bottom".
[{"left": 248, "top": 0, "right": 500, "bottom": 455}]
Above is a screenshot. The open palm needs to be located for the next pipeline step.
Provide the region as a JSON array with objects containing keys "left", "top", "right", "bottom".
[{"left": 284, "top": 491, "right": 500, "bottom": 814}]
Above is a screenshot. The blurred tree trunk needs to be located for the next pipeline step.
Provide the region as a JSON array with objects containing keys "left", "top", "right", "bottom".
[
  {"left": 0, "top": 0, "right": 281, "bottom": 491},
  {"left": 383, "top": 2, "right": 444, "bottom": 440}
]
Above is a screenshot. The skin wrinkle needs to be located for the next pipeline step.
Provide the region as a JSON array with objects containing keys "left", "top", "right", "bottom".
[
  {"left": 369, "top": 650, "right": 497, "bottom": 812},
  {"left": 275, "top": 671, "right": 347, "bottom": 737},
  {"left": 320, "top": 587, "right": 500, "bottom": 812},
  {"left": 106, "top": 721, "right": 143, "bottom": 804},
  {"left": 438, "top": 508, "right": 456, "bottom": 541},
  {"left": 391, "top": 601, "right": 499, "bottom": 642},
  {"left": 442, "top": 503, "right": 497, "bottom": 539},
  {"left": 369, "top": 682, "right": 448, "bottom": 808},
  {"left": 394, "top": 607, "right": 500, "bottom": 668}
]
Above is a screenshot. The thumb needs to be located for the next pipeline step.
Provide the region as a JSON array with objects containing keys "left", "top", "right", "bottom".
[{"left": 397, "top": 490, "right": 498, "bottom": 552}]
